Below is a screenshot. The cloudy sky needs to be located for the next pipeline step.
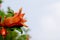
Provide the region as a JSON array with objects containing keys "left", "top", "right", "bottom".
[{"left": 2, "top": 0, "right": 60, "bottom": 40}]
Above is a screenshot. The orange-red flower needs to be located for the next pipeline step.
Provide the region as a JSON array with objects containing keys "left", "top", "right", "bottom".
[
  {"left": 0, "top": 27, "right": 7, "bottom": 38},
  {"left": 0, "top": 8, "right": 27, "bottom": 28}
]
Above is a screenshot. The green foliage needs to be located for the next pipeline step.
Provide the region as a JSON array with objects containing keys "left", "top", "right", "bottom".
[
  {"left": 16, "top": 27, "right": 23, "bottom": 34},
  {"left": 0, "top": 26, "right": 29, "bottom": 40},
  {"left": 0, "top": 7, "right": 14, "bottom": 22},
  {"left": 6, "top": 7, "right": 14, "bottom": 17},
  {"left": 0, "top": 35, "right": 3, "bottom": 40},
  {"left": 17, "top": 34, "right": 27, "bottom": 40},
  {"left": 0, "top": 10, "right": 6, "bottom": 22},
  {"left": 0, "top": 0, "right": 2, "bottom": 4},
  {"left": 5, "top": 30, "right": 18, "bottom": 40},
  {"left": 5, "top": 29, "right": 29, "bottom": 40},
  {"left": 6, "top": 27, "right": 23, "bottom": 34}
]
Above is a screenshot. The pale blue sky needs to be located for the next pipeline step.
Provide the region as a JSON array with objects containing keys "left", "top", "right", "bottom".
[{"left": 2, "top": 0, "right": 60, "bottom": 40}]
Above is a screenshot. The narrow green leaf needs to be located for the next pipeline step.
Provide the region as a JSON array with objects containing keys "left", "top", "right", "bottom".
[{"left": 6, "top": 7, "right": 14, "bottom": 17}]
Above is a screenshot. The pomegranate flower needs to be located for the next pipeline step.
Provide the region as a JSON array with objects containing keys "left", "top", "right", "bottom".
[
  {"left": 0, "top": 27, "right": 7, "bottom": 38},
  {"left": 0, "top": 8, "right": 27, "bottom": 28}
]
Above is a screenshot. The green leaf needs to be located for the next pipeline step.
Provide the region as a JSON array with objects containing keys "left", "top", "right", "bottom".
[
  {"left": 16, "top": 27, "right": 23, "bottom": 34},
  {"left": 17, "top": 34, "right": 27, "bottom": 40},
  {"left": 5, "top": 30, "right": 18, "bottom": 40},
  {"left": 0, "top": 0, "right": 2, "bottom": 4},
  {"left": 0, "top": 35, "right": 3, "bottom": 40},
  {"left": 0, "top": 10, "right": 6, "bottom": 22},
  {"left": 6, "top": 13, "right": 14, "bottom": 17},
  {"left": 6, "top": 7, "right": 14, "bottom": 17}
]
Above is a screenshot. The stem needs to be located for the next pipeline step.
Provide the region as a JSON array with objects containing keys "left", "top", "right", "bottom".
[
  {"left": 3, "top": 37, "right": 4, "bottom": 40},
  {"left": 0, "top": 4, "right": 1, "bottom": 10},
  {"left": 3, "top": 36, "right": 6, "bottom": 40}
]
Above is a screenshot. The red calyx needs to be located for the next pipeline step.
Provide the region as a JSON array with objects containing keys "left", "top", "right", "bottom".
[{"left": 1, "top": 27, "right": 7, "bottom": 38}]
